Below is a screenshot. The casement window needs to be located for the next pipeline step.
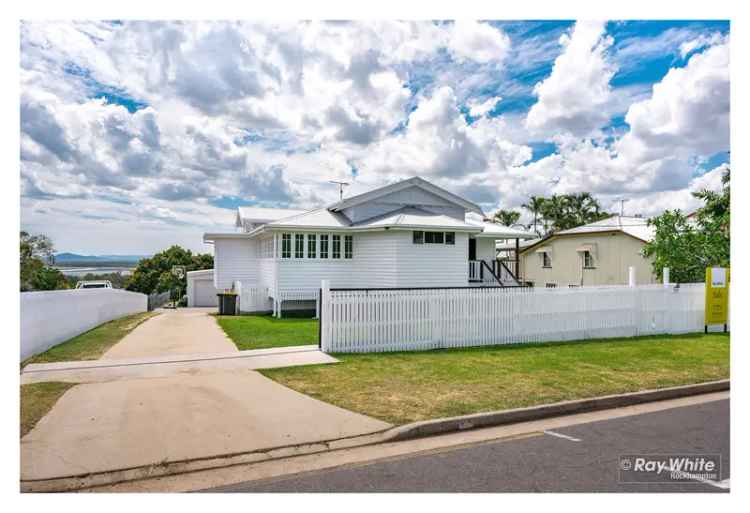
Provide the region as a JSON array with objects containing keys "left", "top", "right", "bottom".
[
  {"left": 583, "top": 250, "right": 595, "bottom": 269},
  {"left": 307, "top": 234, "right": 317, "bottom": 259},
  {"left": 542, "top": 252, "right": 552, "bottom": 268},
  {"left": 344, "top": 235, "right": 353, "bottom": 259},
  {"left": 320, "top": 234, "right": 329, "bottom": 258},
  {"left": 413, "top": 231, "right": 453, "bottom": 245},
  {"left": 295, "top": 234, "right": 304, "bottom": 258},
  {"left": 281, "top": 233, "right": 292, "bottom": 259},
  {"left": 332, "top": 234, "right": 341, "bottom": 259}
]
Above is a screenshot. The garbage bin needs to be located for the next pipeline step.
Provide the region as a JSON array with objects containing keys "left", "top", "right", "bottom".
[{"left": 217, "top": 292, "right": 237, "bottom": 315}]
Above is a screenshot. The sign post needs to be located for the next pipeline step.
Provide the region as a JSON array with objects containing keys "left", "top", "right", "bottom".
[{"left": 704, "top": 267, "right": 729, "bottom": 333}]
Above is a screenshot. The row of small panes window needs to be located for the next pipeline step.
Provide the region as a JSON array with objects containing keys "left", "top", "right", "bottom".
[
  {"left": 280, "top": 233, "right": 353, "bottom": 259},
  {"left": 412, "top": 231, "right": 456, "bottom": 245}
]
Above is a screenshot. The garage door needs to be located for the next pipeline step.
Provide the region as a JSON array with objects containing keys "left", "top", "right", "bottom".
[{"left": 194, "top": 279, "right": 218, "bottom": 307}]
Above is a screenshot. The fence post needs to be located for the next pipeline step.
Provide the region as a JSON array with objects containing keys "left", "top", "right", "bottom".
[
  {"left": 320, "top": 280, "right": 330, "bottom": 352},
  {"left": 628, "top": 266, "right": 636, "bottom": 287},
  {"left": 663, "top": 267, "right": 670, "bottom": 288}
]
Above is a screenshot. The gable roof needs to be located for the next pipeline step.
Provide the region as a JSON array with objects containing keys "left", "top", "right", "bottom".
[
  {"left": 519, "top": 216, "right": 654, "bottom": 254},
  {"left": 555, "top": 215, "right": 655, "bottom": 242},
  {"left": 327, "top": 177, "right": 483, "bottom": 215}
]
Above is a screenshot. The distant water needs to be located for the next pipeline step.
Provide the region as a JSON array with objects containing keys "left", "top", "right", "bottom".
[{"left": 55, "top": 266, "right": 134, "bottom": 277}]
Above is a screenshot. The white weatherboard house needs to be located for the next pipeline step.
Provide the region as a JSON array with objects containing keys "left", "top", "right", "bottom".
[{"left": 204, "top": 177, "right": 535, "bottom": 315}]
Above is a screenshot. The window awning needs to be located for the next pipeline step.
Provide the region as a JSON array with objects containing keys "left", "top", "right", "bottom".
[
  {"left": 575, "top": 243, "right": 597, "bottom": 253},
  {"left": 535, "top": 246, "right": 552, "bottom": 254}
]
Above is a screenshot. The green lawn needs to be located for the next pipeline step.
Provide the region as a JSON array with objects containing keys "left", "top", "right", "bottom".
[
  {"left": 216, "top": 313, "right": 319, "bottom": 350},
  {"left": 263, "top": 333, "right": 730, "bottom": 425},
  {"left": 22, "top": 311, "right": 158, "bottom": 368},
  {"left": 21, "top": 382, "right": 75, "bottom": 437}
]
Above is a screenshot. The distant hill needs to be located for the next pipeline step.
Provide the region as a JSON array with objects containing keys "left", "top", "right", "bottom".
[{"left": 54, "top": 253, "right": 149, "bottom": 264}]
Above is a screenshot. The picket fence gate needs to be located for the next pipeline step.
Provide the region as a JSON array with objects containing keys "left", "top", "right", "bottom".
[{"left": 319, "top": 283, "right": 707, "bottom": 353}]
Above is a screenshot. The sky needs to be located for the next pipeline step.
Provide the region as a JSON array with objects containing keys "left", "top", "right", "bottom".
[{"left": 19, "top": 20, "right": 730, "bottom": 255}]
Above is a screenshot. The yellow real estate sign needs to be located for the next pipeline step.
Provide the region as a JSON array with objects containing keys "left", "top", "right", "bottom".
[{"left": 705, "top": 267, "right": 730, "bottom": 326}]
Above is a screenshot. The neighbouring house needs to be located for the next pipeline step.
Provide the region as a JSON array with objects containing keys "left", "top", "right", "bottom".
[
  {"left": 507, "top": 215, "right": 658, "bottom": 288},
  {"left": 204, "top": 177, "right": 535, "bottom": 315}
]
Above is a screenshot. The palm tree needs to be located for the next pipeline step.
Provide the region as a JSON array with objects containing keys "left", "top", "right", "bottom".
[
  {"left": 522, "top": 196, "right": 546, "bottom": 236},
  {"left": 492, "top": 209, "right": 521, "bottom": 227}
]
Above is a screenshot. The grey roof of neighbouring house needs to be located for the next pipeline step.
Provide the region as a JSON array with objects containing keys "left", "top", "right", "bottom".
[
  {"left": 555, "top": 216, "right": 655, "bottom": 242},
  {"left": 513, "top": 216, "right": 655, "bottom": 255}
]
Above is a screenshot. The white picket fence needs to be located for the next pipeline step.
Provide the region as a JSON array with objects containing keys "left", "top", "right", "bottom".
[{"left": 319, "top": 283, "right": 707, "bottom": 353}]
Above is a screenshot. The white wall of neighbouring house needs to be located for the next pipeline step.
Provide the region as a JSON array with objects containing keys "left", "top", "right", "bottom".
[
  {"left": 213, "top": 238, "right": 259, "bottom": 290},
  {"left": 20, "top": 289, "right": 148, "bottom": 361}
]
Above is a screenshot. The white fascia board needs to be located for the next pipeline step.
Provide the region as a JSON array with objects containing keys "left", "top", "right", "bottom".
[{"left": 202, "top": 233, "right": 255, "bottom": 243}]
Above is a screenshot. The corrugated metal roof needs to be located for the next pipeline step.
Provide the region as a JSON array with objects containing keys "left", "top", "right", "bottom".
[
  {"left": 354, "top": 206, "right": 480, "bottom": 230},
  {"left": 265, "top": 208, "right": 352, "bottom": 229},
  {"left": 556, "top": 216, "right": 655, "bottom": 242},
  {"left": 237, "top": 206, "right": 308, "bottom": 223},
  {"left": 496, "top": 238, "right": 542, "bottom": 250}
]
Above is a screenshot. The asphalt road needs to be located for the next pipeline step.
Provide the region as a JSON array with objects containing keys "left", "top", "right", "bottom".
[{"left": 208, "top": 398, "right": 730, "bottom": 493}]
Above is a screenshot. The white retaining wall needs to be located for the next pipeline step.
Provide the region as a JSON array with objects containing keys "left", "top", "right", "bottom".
[
  {"left": 21, "top": 289, "right": 148, "bottom": 360},
  {"left": 320, "top": 283, "right": 708, "bottom": 353}
]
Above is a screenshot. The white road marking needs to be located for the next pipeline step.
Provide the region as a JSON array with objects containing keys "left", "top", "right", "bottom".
[{"left": 543, "top": 430, "right": 581, "bottom": 442}]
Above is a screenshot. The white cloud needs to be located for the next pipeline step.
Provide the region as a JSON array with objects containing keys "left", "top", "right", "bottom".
[
  {"left": 467, "top": 96, "right": 502, "bottom": 117},
  {"left": 679, "top": 32, "right": 726, "bottom": 58},
  {"left": 447, "top": 21, "right": 510, "bottom": 64},
  {"left": 18, "top": 20, "right": 730, "bottom": 253},
  {"left": 526, "top": 21, "right": 617, "bottom": 137},
  {"left": 617, "top": 42, "right": 730, "bottom": 163}
]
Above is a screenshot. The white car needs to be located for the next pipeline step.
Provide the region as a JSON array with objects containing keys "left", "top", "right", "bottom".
[{"left": 75, "top": 280, "right": 113, "bottom": 289}]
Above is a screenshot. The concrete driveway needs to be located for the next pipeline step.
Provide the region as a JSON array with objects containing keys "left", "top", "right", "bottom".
[
  {"left": 102, "top": 307, "right": 237, "bottom": 359},
  {"left": 22, "top": 308, "right": 391, "bottom": 484},
  {"left": 21, "top": 370, "right": 391, "bottom": 481}
]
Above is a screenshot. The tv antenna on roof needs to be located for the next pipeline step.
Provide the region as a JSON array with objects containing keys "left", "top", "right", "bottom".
[
  {"left": 329, "top": 180, "right": 350, "bottom": 200},
  {"left": 616, "top": 197, "right": 629, "bottom": 217}
]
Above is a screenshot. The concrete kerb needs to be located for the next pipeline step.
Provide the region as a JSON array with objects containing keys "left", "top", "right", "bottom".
[{"left": 21, "top": 379, "right": 729, "bottom": 492}]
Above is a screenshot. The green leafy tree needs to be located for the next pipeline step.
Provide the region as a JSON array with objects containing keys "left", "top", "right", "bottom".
[
  {"left": 30, "top": 267, "right": 68, "bottom": 291},
  {"left": 643, "top": 168, "right": 730, "bottom": 283},
  {"left": 125, "top": 245, "right": 214, "bottom": 297},
  {"left": 492, "top": 209, "right": 521, "bottom": 227},
  {"left": 20, "top": 231, "right": 66, "bottom": 291}
]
